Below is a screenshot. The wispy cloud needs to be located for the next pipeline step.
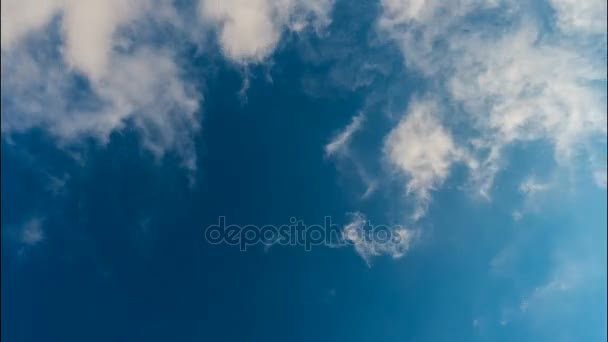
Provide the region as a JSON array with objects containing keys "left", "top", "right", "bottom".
[
  {"left": 325, "top": 112, "right": 365, "bottom": 158},
  {"left": 20, "top": 217, "right": 45, "bottom": 246},
  {"left": 377, "top": 0, "right": 607, "bottom": 215},
  {"left": 325, "top": 112, "right": 379, "bottom": 200},
  {"left": 342, "top": 212, "right": 416, "bottom": 264},
  {"left": 519, "top": 176, "right": 550, "bottom": 196}
]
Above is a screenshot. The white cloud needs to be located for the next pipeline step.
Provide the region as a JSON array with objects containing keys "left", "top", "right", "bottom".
[
  {"left": 198, "top": 0, "right": 334, "bottom": 63},
  {"left": 342, "top": 212, "right": 416, "bottom": 264},
  {"left": 0, "top": 0, "right": 169, "bottom": 80},
  {"left": 378, "top": 0, "right": 607, "bottom": 205},
  {"left": 0, "top": 0, "right": 62, "bottom": 48},
  {"left": 550, "top": 0, "right": 607, "bottom": 34},
  {"left": 1, "top": 0, "right": 201, "bottom": 172},
  {"left": 384, "top": 99, "right": 475, "bottom": 219},
  {"left": 1, "top": 0, "right": 338, "bottom": 171},
  {"left": 325, "top": 112, "right": 379, "bottom": 200},
  {"left": 378, "top": 0, "right": 501, "bottom": 75},
  {"left": 59, "top": 0, "right": 150, "bottom": 81},
  {"left": 449, "top": 26, "right": 606, "bottom": 160},
  {"left": 325, "top": 112, "right": 365, "bottom": 158}
]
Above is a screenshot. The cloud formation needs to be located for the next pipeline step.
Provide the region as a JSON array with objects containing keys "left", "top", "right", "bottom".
[
  {"left": 341, "top": 212, "right": 416, "bottom": 264},
  {"left": 378, "top": 0, "right": 607, "bottom": 216},
  {"left": 385, "top": 99, "right": 474, "bottom": 219},
  {"left": 1, "top": 0, "right": 605, "bottom": 262},
  {"left": 2, "top": 0, "right": 335, "bottom": 172},
  {"left": 1, "top": 0, "right": 201, "bottom": 172},
  {"left": 20, "top": 217, "right": 45, "bottom": 246},
  {"left": 199, "top": 0, "right": 334, "bottom": 62},
  {"left": 550, "top": 0, "right": 607, "bottom": 34},
  {"left": 325, "top": 112, "right": 365, "bottom": 158}
]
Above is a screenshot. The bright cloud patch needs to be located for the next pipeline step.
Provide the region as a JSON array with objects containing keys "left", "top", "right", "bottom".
[
  {"left": 199, "top": 0, "right": 334, "bottom": 62},
  {"left": 1, "top": 0, "right": 335, "bottom": 172},
  {"left": 378, "top": 0, "right": 607, "bottom": 212},
  {"left": 550, "top": 0, "right": 607, "bottom": 34},
  {"left": 1, "top": 0, "right": 201, "bottom": 172},
  {"left": 385, "top": 99, "right": 473, "bottom": 220}
]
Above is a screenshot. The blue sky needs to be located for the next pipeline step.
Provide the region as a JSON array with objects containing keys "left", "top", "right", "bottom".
[{"left": 1, "top": 0, "right": 607, "bottom": 341}]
